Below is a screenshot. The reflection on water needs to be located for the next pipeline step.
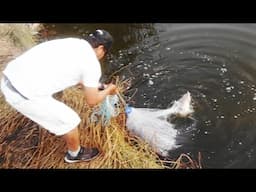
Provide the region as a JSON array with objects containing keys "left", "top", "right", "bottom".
[{"left": 45, "top": 23, "right": 256, "bottom": 168}]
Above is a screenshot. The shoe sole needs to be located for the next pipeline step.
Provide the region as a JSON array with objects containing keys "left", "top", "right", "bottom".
[{"left": 64, "top": 152, "right": 100, "bottom": 163}]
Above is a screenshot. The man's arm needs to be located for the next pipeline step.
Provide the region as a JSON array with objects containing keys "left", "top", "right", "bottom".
[{"left": 83, "top": 83, "right": 117, "bottom": 107}]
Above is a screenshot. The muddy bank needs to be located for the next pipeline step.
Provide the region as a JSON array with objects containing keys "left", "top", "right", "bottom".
[
  {"left": 0, "top": 23, "right": 41, "bottom": 79},
  {"left": 0, "top": 38, "right": 22, "bottom": 76}
]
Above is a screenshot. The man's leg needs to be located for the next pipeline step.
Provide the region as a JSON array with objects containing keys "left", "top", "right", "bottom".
[
  {"left": 63, "top": 127, "right": 80, "bottom": 152},
  {"left": 1, "top": 80, "right": 99, "bottom": 163}
]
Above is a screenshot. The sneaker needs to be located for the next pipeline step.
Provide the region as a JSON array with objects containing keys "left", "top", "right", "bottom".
[{"left": 64, "top": 147, "right": 100, "bottom": 163}]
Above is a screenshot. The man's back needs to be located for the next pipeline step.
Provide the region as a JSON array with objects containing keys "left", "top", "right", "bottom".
[{"left": 3, "top": 38, "right": 102, "bottom": 98}]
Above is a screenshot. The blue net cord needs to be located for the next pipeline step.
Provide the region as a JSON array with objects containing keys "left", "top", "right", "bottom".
[{"left": 90, "top": 95, "right": 122, "bottom": 126}]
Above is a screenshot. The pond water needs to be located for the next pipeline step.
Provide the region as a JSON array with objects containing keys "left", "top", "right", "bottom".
[{"left": 44, "top": 23, "right": 256, "bottom": 168}]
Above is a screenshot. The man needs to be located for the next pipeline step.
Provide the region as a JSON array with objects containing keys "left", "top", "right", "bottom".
[{"left": 0, "top": 29, "right": 117, "bottom": 163}]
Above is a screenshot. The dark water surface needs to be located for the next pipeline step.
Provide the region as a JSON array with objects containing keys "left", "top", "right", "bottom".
[{"left": 44, "top": 23, "right": 256, "bottom": 168}]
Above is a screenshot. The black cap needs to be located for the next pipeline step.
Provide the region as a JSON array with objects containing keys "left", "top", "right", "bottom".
[{"left": 87, "top": 29, "right": 113, "bottom": 53}]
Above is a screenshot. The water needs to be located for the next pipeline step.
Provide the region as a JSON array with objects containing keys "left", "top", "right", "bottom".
[{"left": 44, "top": 23, "right": 256, "bottom": 168}]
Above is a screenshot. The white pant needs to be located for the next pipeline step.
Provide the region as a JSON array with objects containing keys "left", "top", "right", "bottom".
[{"left": 1, "top": 77, "right": 81, "bottom": 136}]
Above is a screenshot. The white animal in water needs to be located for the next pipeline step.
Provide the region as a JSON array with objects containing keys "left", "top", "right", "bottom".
[{"left": 125, "top": 92, "right": 194, "bottom": 156}]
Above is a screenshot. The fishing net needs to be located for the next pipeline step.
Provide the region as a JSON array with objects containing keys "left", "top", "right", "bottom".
[
  {"left": 126, "top": 92, "right": 194, "bottom": 157},
  {"left": 89, "top": 92, "right": 194, "bottom": 157},
  {"left": 90, "top": 95, "right": 122, "bottom": 126}
]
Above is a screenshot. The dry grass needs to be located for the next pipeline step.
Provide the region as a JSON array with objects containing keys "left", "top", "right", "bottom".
[{"left": 0, "top": 85, "right": 201, "bottom": 169}]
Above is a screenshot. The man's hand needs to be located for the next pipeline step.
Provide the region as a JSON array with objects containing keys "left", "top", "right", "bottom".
[
  {"left": 84, "top": 83, "right": 118, "bottom": 107},
  {"left": 105, "top": 83, "right": 118, "bottom": 95}
]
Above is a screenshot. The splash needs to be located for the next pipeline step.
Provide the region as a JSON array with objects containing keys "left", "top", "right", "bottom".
[{"left": 126, "top": 92, "right": 194, "bottom": 156}]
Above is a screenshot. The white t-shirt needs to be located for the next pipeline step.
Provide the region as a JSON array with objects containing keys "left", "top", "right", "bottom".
[{"left": 3, "top": 38, "right": 102, "bottom": 99}]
